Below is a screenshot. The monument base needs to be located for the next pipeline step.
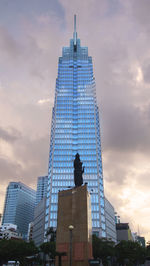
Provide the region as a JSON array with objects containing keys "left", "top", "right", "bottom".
[{"left": 56, "top": 184, "right": 93, "bottom": 266}]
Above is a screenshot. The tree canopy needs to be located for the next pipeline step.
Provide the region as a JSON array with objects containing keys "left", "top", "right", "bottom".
[
  {"left": 0, "top": 239, "right": 38, "bottom": 265},
  {"left": 115, "top": 240, "right": 146, "bottom": 265},
  {"left": 0, "top": 230, "right": 149, "bottom": 266},
  {"left": 92, "top": 235, "right": 146, "bottom": 266}
]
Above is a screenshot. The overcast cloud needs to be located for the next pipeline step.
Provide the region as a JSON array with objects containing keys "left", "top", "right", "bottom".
[{"left": 0, "top": 0, "right": 150, "bottom": 240}]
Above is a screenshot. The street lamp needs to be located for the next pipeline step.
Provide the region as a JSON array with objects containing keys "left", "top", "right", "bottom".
[{"left": 68, "top": 225, "right": 74, "bottom": 266}]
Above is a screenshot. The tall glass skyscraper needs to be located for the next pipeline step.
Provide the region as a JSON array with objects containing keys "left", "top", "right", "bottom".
[
  {"left": 45, "top": 16, "right": 106, "bottom": 237},
  {"left": 2, "top": 182, "right": 36, "bottom": 239}
]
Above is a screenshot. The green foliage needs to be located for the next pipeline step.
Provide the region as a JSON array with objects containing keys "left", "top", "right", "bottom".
[
  {"left": 146, "top": 241, "right": 150, "bottom": 257},
  {"left": 0, "top": 239, "right": 38, "bottom": 265},
  {"left": 115, "top": 240, "right": 146, "bottom": 265},
  {"left": 45, "top": 226, "right": 56, "bottom": 242},
  {"left": 40, "top": 241, "right": 56, "bottom": 259},
  {"left": 92, "top": 235, "right": 115, "bottom": 265},
  {"left": 92, "top": 235, "right": 146, "bottom": 266},
  {"left": 39, "top": 227, "right": 56, "bottom": 262}
]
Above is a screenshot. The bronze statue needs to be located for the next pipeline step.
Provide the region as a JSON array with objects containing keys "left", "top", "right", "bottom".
[{"left": 74, "top": 153, "right": 84, "bottom": 187}]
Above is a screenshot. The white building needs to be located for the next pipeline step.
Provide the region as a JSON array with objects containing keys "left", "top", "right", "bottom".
[
  {"left": 0, "top": 223, "right": 17, "bottom": 231},
  {"left": 0, "top": 223, "right": 22, "bottom": 240}
]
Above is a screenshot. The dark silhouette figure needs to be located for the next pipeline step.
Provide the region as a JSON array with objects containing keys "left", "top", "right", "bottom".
[{"left": 74, "top": 153, "right": 84, "bottom": 187}]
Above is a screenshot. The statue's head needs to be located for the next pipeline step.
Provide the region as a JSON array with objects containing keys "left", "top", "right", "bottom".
[{"left": 75, "top": 153, "right": 80, "bottom": 160}]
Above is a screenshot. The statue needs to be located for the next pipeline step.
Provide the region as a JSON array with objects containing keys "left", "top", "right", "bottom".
[{"left": 74, "top": 153, "right": 84, "bottom": 187}]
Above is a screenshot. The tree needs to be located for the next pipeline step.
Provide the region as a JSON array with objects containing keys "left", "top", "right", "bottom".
[
  {"left": 0, "top": 239, "right": 38, "bottom": 265},
  {"left": 115, "top": 240, "right": 146, "bottom": 266},
  {"left": 146, "top": 241, "right": 150, "bottom": 256},
  {"left": 40, "top": 227, "right": 56, "bottom": 264},
  {"left": 92, "top": 235, "right": 115, "bottom": 265},
  {"left": 40, "top": 241, "right": 56, "bottom": 259},
  {"left": 92, "top": 235, "right": 146, "bottom": 266},
  {"left": 45, "top": 226, "right": 56, "bottom": 242}
]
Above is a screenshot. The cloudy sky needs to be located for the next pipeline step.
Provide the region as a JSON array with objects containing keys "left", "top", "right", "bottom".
[{"left": 0, "top": 0, "right": 150, "bottom": 240}]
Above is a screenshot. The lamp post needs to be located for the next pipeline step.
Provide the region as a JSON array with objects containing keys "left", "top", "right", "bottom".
[{"left": 68, "top": 225, "right": 74, "bottom": 266}]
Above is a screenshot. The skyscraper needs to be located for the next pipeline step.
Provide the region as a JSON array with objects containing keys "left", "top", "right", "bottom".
[
  {"left": 2, "top": 182, "right": 36, "bottom": 239},
  {"left": 36, "top": 175, "right": 48, "bottom": 205},
  {"left": 33, "top": 176, "right": 48, "bottom": 246},
  {"left": 45, "top": 16, "right": 106, "bottom": 237}
]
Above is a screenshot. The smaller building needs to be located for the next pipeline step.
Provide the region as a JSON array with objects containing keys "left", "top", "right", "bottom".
[
  {"left": 0, "top": 223, "right": 17, "bottom": 231},
  {"left": 115, "top": 212, "right": 120, "bottom": 224},
  {"left": 116, "top": 223, "right": 133, "bottom": 242},
  {"left": 27, "top": 222, "right": 34, "bottom": 242},
  {"left": 0, "top": 223, "right": 22, "bottom": 240},
  {"left": 105, "top": 198, "right": 117, "bottom": 243},
  {"left": 137, "top": 235, "right": 146, "bottom": 248},
  {"left": 131, "top": 232, "right": 146, "bottom": 247},
  {"left": 32, "top": 197, "right": 46, "bottom": 246}
]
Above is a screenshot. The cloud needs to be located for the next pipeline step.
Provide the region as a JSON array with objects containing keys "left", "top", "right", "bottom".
[
  {"left": 0, "top": 158, "right": 22, "bottom": 183},
  {"left": 0, "top": 26, "right": 21, "bottom": 60},
  {"left": 59, "top": 0, "right": 150, "bottom": 240},
  {"left": 104, "top": 153, "right": 150, "bottom": 240},
  {"left": 0, "top": 134, "right": 49, "bottom": 213},
  {"left": 0, "top": 0, "right": 150, "bottom": 240},
  {"left": 131, "top": 0, "right": 150, "bottom": 32},
  {"left": 0, "top": 133, "right": 49, "bottom": 185},
  {"left": 0, "top": 127, "right": 21, "bottom": 143},
  {"left": 103, "top": 102, "right": 150, "bottom": 153},
  {"left": 37, "top": 98, "right": 51, "bottom": 105},
  {"left": 142, "top": 62, "right": 150, "bottom": 84}
]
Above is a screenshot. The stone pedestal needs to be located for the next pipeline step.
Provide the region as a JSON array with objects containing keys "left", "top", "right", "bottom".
[{"left": 56, "top": 184, "right": 93, "bottom": 266}]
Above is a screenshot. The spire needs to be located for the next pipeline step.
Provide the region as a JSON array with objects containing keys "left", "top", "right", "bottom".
[{"left": 73, "top": 14, "right": 77, "bottom": 46}]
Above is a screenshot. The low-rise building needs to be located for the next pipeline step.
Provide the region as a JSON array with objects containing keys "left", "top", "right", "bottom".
[
  {"left": 137, "top": 235, "right": 146, "bottom": 247},
  {"left": 116, "top": 223, "right": 133, "bottom": 242},
  {"left": 0, "top": 223, "right": 22, "bottom": 240},
  {"left": 0, "top": 223, "right": 17, "bottom": 231},
  {"left": 105, "top": 198, "right": 117, "bottom": 243}
]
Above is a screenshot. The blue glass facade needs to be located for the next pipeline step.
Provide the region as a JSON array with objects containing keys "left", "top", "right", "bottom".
[
  {"left": 45, "top": 16, "right": 106, "bottom": 237},
  {"left": 36, "top": 176, "right": 48, "bottom": 205},
  {"left": 2, "top": 182, "right": 36, "bottom": 239}
]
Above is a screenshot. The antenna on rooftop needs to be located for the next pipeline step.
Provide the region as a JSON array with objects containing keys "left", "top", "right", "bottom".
[{"left": 73, "top": 14, "right": 77, "bottom": 46}]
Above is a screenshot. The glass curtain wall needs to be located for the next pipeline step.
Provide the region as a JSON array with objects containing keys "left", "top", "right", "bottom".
[
  {"left": 45, "top": 16, "right": 106, "bottom": 237},
  {"left": 2, "top": 182, "right": 36, "bottom": 239}
]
